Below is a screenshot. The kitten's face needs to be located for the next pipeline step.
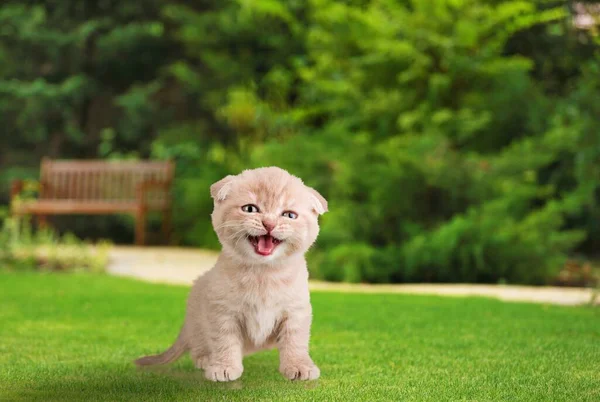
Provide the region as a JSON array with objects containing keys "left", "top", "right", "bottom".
[{"left": 210, "top": 167, "right": 327, "bottom": 264}]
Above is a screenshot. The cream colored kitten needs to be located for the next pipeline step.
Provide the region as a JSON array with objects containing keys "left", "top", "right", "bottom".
[{"left": 135, "top": 167, "right": 327, "bottom": 382}]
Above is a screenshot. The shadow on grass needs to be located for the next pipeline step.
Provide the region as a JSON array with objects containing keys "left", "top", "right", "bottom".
[{"left": 4, "top": 359, "right": 321, "bottom": 402}]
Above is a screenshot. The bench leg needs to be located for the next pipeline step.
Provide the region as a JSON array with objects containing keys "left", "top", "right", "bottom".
[
  {"left": 135, "top": 208, "right": 146, "bottom": 246},
  {"left": 162, "top": 208, "right": 172, "bottom": 244},
  {"left": 37, "top": 215, "right": 48, "bottom": 229}
]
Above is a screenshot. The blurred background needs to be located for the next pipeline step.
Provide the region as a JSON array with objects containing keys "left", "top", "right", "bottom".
[{"left": 0, "top": 0, "right": 599, "bottom": 287}]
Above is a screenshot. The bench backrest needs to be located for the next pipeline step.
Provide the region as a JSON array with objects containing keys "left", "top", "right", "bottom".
[{"left": 39, "top": 159, "right": 174, "bottom": 206}]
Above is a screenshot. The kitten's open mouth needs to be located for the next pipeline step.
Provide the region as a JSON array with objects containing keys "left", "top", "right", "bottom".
[{"left": 248, "top": 235, "right": 282, "bottom": 256}]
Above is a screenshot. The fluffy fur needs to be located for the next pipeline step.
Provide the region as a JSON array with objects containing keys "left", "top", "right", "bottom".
[{"left": 135, "top": 167, "right": 327, "bottom": 382}]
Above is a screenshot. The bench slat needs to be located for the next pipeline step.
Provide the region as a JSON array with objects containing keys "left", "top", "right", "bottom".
[
  {"left": 13, "top": 159, "right": 174, "bottom": 245},
  {"left": 39, "top": 160, "right": 173, "bottom": 203},
  {"left": 13, "top": 201, "right": 141, "bottom": 215}
]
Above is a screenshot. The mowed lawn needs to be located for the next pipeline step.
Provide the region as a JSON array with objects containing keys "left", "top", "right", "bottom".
[{"left": 0, "top": 272, "right": 599, "bottom": 401}]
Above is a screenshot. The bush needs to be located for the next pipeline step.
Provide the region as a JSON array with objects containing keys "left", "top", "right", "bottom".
[
  {"left": 1, "top": 0, "right": 599, "bottom": 285},
  {"left": 245, "top": 0, "right": 600, "bottom": 285},
  {"left": 0, "top": 208, "right": 111, "bottom": 273}
]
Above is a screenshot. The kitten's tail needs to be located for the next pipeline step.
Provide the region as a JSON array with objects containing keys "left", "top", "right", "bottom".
[{"left": 134, "top": 329, "right": 187, "bottom": 366}]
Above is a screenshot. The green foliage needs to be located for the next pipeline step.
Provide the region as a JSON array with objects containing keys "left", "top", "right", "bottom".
[
  {"left": 0, "top": 1, "right": 171, "bottom": 185},
  {"left": 0, "top": 206, "right": 111, "bottom": 273},
  {"left": 1, "top": 0, "right": 599, "bottom": 284},
  {"left": 247, "top": 0, "right": 600, "bottom": 284}
]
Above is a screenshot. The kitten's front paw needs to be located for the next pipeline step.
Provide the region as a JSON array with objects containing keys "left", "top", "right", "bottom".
[
  {"left": 280, "top": 362, "right": 320, "bottom": 381},
  {"left": 204, "top": 364, "right": 243, "bottom": 382}
]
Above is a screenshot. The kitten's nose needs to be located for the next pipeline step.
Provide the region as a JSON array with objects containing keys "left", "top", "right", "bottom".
[{"left": 262, "top": 220, "right": 275, "bottom": 233}]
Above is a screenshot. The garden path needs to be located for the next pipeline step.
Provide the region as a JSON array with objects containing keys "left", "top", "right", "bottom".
[{"left": 106, "top": 246, "right": 597, "bottom": 306}]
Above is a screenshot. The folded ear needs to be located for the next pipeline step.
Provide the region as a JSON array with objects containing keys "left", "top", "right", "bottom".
[
  {"left": 307, "top": 186, "right": 328, "bottom": 215},
  {"left": 210, "top": 175, "right": 236, "bottom": 201}
]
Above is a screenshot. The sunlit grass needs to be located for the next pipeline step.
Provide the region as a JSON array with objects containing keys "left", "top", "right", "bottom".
[{"left": 1, "top": 272, "right": 598, "bottom": 401}]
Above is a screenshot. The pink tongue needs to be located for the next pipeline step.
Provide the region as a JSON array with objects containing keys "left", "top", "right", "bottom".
[{"left": 257, "top": 235, "right": 275, "bottom": 255}]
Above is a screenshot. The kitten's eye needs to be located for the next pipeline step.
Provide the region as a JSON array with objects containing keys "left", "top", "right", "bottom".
[
  {"left": 282, "top": 211, "right": 298, "bottom": 219},
  {"left": 242, "top": 204, "right": 260, "bottom": 213}
]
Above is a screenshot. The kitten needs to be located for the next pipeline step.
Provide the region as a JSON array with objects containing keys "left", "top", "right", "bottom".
[{"left": 135, "top": 167, "right": 327, "bottom": 382}]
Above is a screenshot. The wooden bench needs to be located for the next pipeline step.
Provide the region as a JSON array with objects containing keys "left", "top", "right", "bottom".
[{"left": 10, "top": 159, "right": 175, "bottom": 245}]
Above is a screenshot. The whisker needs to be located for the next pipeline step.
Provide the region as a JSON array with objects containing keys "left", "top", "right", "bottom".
[
  {"left": 215, "top": 222, "right": 245, "bottom": 231},
  {"left": 234, "top": 232, "right": 248, "bottom": 250},
  {"left": 227, "top": 228, "right": 248, "bottom": 241}
]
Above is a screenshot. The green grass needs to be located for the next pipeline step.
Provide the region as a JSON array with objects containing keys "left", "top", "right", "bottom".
[{"left": 0, "top": 272, "right": 599, "bottom": 401}]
